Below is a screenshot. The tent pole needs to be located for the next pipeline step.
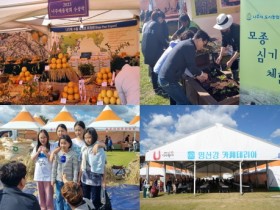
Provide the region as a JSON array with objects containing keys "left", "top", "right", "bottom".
[
  {"left": 255, "top": 161, "right": 258, "bottom": 188},
  {"left": 173, "top": 161, "right": 176, "bottom": 176},
  {"left": 163, "top": 162, "right": 166, "bottom": 192},
  {"left": 239, "top": 161, "right": 243, "bottom": 195},
  {"left": 146, "top": 162, "right": 150, "bottom": 184},
  {"left": 266, "top": 161, "right": 269, "bottom": 190},
  {"left": 194, "top": 161, "right": 196, "bottom": 196}
]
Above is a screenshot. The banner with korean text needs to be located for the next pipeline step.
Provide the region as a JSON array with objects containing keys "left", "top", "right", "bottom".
[
  {"left": 240, "top": 0, "right": 280, "bottom": 104},
  {"left": 48, "top": 0, "right": 89, "bottom": 19}
]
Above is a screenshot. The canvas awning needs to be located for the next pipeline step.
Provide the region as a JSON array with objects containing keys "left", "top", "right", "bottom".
[
  {"left": 87, "top": 105, "right": 135, "bottom": 131},
  {"left": 145, "top": 124, "right": 280, "bottom": 194},
  {"left": 1, "top": 106, "right": 40, "bottom": 131},
  {"left": 0, "top": 0, "right": 139, "bottom": 32},
  {"left": 42, "top": 106, "right": 76, "bottom": 132}
]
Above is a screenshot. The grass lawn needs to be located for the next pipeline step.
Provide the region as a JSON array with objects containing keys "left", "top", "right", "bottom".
[
  {"left": 140, "top": 191, "right": 280, "bottom": 210},
  {"left": 106, "top": 151, "right": 137, "bottom": 167},
  {"left": 140, "top": 35, "right": 169, "bottom": 105}
]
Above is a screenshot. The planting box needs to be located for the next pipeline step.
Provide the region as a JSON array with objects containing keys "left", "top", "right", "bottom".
[{"left": 184, "top": 77, "right": 239, "bottom": 105}]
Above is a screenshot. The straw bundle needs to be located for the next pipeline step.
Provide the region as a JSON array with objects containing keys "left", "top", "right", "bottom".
[{"left": 49, "top": 67, "right": 79, "bottom": 82}]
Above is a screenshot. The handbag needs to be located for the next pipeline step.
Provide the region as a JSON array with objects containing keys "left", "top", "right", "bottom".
[{"left": 99, "top": 188, "right": 112, "bottom": 210}]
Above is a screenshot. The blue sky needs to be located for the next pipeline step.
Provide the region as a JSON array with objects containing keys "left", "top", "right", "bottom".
[
  {"left": 140, "top": 105, "right": 280, "bottom": 155},
  {"left": 0, "top": 105, "right": 139, "bottom": 126}
]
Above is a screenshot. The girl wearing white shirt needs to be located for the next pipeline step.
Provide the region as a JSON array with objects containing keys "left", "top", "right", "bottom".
[{"left": 31, "top": 129, "right": 55, "bottom": 210}]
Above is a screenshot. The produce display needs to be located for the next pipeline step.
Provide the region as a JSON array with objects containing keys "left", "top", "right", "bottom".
[
  {"left": 96, "top": 89, "right": 121, "bottom": 105},
  {"left": 9, "top": 66, "right": 34, "bottom": 84},
  {"left": 95, "top": 67, "right": 113, "bottom": 86},
  {"left": 61, "top": 82, "right": 80, "bottom": 102}
]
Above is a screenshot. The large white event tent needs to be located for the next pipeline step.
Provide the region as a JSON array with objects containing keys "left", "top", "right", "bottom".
[
  {"left": 145, "top": 124, "right": 280, "bottom": 195},
  {"left": 87, "top": 105, "right": 135, "bottom": 131},
  {"left": 0, "top": 0, "right": 139, "bottom": 33},
  {"left": 1, "top": 106, "right": 40, "bottom": 131},
  {"left": 42, "top": 106, "right": 76, "bottom": 132}
]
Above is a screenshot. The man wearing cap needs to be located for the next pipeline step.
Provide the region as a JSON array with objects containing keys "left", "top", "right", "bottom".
[
  {"left": 171, "top": 13, "right": 200, "bottom": 40},
  {"left": 214, "top": 13, "right": 240, "bottom": 82},
  {"left": 158, "top": 30, "right": 210, "bottom": 105}
]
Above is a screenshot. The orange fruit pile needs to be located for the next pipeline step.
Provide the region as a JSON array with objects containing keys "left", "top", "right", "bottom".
[
  {"left": 95, "top": 67, "right": 112, "bottom": 85},
  {"left": 97, "top": 89, "right": 121, "bottom": 105},
  {"left": 62, "top": 82, "right": 80, "bottom": 101}
]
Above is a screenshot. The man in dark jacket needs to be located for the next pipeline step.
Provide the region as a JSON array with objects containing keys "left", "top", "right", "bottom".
[
  {"left": 214, "top": 13, "right": 240, "bottom": 82},
  {"left": 142, "top": 10, "right": 168, "bottom": 96},
  {"left": 0, "top": 161, "right": 40, "bottom": 210},
  {"left": 158, "top": 30, "right": 210, "bottom": 105}
]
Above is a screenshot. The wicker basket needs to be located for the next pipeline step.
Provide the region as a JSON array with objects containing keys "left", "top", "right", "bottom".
[{"left": 0, "top": 74, "right": 9, "bottom": 83}]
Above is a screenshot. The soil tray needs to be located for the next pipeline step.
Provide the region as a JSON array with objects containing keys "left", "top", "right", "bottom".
[{"left": 184, "top": 76, "right": 239, "bottom": 105}]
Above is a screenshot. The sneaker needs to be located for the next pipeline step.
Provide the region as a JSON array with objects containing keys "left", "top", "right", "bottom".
[{"left": 155, "top": 89, "right": 168, "bottom": 98}]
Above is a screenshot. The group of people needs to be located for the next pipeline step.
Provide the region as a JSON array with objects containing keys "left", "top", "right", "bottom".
[
  {"left": 0, "top": 121, "right": 108, "bottom": 210},
  {"left": 141, "top": 9, "right": 240, "bottom": 105}
]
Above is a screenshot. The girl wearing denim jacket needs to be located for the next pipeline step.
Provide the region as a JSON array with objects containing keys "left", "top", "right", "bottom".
[{"left": 81, "top": 127, "right": 106, "bottom": 210}]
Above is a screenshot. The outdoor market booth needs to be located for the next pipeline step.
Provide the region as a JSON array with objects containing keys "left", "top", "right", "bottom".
[
  {"left": 87, "top": 105, "right": 139, "bottom": 150},
  {"left": 145, "top": 124, "right": 280, "bottom": 195},
  {"left": 0, "top": 0, "right": 139, "bottom": 105}
]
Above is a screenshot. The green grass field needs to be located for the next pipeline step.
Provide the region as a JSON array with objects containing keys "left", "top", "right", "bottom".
[
  {"left": 140, "top": 35, "right": 169, "bottom": 105},
  {"left": 140, "top": 191, "right": 280, "bottom": 210},
  {"left": 106, "top": 151, "right": 137, "bottom": 167}
]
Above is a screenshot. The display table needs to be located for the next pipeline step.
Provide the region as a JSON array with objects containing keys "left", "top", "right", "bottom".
[{"left": 5, "top": 81, "right": 116, "bottom": 105}]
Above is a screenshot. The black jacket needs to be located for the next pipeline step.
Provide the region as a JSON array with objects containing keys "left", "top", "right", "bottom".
[
  {"left": 141, "top": 20, "right": 167, "bottom": 66},
  {"left": 159, "top": 39, "right": 202, "bottom": 83},
  {"left": 221, "top": 23, "right": 240, "bottom": 53},
  {"left": 0, "top": 186, "right": 40, "bottom": 210}
]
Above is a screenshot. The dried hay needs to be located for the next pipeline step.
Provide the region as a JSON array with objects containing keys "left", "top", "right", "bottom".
[
  {"left": 105, "top": 154, "right": 139, "bottom": 186},
  {"left": 49, "top": 67, "right": 79, "bottom": 82},
  {"left": 2, "top": 137, "right": 33, "bottom": 160}
]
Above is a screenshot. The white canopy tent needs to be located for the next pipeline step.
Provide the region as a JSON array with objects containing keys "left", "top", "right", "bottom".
[
  {"left": 87, "top": 105, "right": 135, "bottom": 131},
  {"left": 1, "top": 106, "right": 40, "bottom": 131},
  {"left": 0, "top": 0, "right": 139, "bottom": 32},
  {"left": 42, "top": 106, "right": 76, "bottom": 132},
  {"left": 145, "top": 124, "right": 280, "bottom": 195}
]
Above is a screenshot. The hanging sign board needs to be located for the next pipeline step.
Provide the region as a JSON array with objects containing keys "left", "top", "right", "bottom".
[{"left": 48, "top": 0, "right": 89, "bottom": 19}]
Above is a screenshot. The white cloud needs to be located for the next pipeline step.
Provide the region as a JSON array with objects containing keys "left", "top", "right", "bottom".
[
  {"left": 241, "top": 112, "right": 249, "bottom": 118},
  {"left": 140, "top": 106, "right": 238, "bottom": 155},
  {"left": 175, "top": 106, "right": 238, "bottom": 135},
  {"left": 148, "top": 114, "right": 174, "bottom": 127},
  {"left": 271, "top": 129, "right": 280, "bottom": 138}
]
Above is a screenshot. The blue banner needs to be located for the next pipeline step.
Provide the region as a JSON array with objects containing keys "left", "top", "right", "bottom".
[
  {"left": 50, "top": 20, "right": 138, "bottom": 32},
  {"left": 48, "top": 0, "right": 89, "bottom": 19}
]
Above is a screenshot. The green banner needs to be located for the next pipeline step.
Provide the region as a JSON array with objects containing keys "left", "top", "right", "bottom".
[{"left": 240, "top": 0, "right": 280, "bottom": 104}]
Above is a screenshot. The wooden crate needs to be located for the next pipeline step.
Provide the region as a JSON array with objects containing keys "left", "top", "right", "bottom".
[{"left": 184, "top": 77, "right": 239, "bottom": 105}]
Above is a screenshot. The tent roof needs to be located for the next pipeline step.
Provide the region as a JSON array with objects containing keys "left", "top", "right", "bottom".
[
  {"left": 145, "top": 124, "right": 280, "bottom": 172},
  {"left": 1, "top": 106, "right": 40, "bottom": 130},
  {"left": 87, "top": 105, "right": 134, "bottom": 131},
  {"left": 0, "top": 0, "right": 139, "bottom": 31},
  {"left": 51, "top": 106, "right": 76, "bottom": 122},
  {"left": 42, "top": 106, "right": 76, "bottom": 131},
  {"left": 129, "top": 113, "right": 140, "bottom": 125},
  {"left": 94, "top": 105, "right": 122, "bottom": 121},
  {"left": 33, "top": 113, "right": 45, "bottom": 126}
]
